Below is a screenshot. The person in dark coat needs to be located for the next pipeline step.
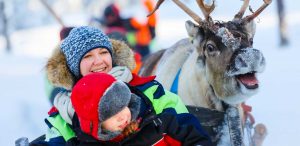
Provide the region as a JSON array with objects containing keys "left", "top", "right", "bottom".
[{"left": 99, "top": 1, "right": 157, "bottom": 58}]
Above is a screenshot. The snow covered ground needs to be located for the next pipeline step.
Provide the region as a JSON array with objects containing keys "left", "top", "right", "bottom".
[{"left": 0, "top": 1, "right": 299, "bottom": 146}]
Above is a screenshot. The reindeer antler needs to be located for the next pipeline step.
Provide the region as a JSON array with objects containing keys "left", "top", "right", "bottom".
[
  {"left": 196, "top": 0, "right": 216, "bottom": 21},
  {"left": 148, "top": 0, "right": 203, "bottom": 24},
  {"left": 233, "top": 0, "right": 250, "bottom": 21},
  {"left": 172, "top": 0, "right": 203, "bottom": 24},
  {"left": 242, "top": 0, "right": 272, "bottom": 23},
  {"left": 147, "top": 0, "right": 164, "bottom": 17}
]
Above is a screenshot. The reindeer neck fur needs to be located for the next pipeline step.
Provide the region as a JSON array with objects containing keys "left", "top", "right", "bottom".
[
  {"left": 155, "top": 39, "right": 193, "bottom": 89},
  {"left": 178, "top": 48, "right": 224, "bottom": 111}
]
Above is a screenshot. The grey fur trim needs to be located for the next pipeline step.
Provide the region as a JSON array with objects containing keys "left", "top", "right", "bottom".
[
  {"left": 110, "top": 39, "right": 136, "bottom": 70},
  {"left": 128, "top": 93, "right": 141, "bottom": 121},
  {"left": 98, "top": 128, "right": 122, "bottom": 141},
  {"left": 46, "top": 45, "right": 74, "bottom": 90},
  {"left": 98, "top": 81, "right": 131, "bottom": 122}
]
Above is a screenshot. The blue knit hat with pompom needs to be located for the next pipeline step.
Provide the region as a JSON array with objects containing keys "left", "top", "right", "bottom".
[{"left": 60, "top": 26, "right": 112, "bottom": 78}]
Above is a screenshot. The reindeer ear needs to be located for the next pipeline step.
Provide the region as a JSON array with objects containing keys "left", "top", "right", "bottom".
[
  {"left": 244, "top": 20, "right": 256, "bottom": 39},
  {"left": 185, "top": 20, "right": 200, "bottom": 38},
  {"left": 185, "top": 20, "right": 205, "bottom": 46},
  {"left": 185, "top": 20, "right": 206, "bottom": 65}
]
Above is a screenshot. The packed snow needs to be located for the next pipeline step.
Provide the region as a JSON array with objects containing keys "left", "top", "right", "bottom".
[{"left": 0, "top": 0, "right": 299, "bottom": 146}]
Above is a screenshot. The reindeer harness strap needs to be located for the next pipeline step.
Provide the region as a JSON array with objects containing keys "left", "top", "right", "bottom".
[{"left": 170, "top": 69, "right": 182, "bottom": 94}]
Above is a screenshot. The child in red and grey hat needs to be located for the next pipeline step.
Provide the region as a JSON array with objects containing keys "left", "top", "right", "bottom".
[{"left": 68, "top": 73, "right": 212, "bottom": 146}]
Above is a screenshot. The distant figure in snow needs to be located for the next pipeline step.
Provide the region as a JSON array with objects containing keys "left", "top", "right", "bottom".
[
  {"left": 0, "top": 1, "right": 11, "bottom": 53},
  {"left": 93, "top": 0, "right": 157, "bottom": 59},
  {"left": 276, "top": 0, "right": 289, "bottom": 46}
]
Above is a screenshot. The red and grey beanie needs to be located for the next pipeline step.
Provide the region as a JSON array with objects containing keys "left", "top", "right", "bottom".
[{"left": 71, "top": 73, "right": 140, "bottom": 141}]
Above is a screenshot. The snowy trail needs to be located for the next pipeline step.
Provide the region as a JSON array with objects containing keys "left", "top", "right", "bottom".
[{"left": 0, "top": 55, "right": 50, "bottom": 145}]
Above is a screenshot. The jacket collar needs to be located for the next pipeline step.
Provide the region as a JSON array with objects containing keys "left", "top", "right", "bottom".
[{"left": 129, "top": 74, "right": 156, "bottom": 86}]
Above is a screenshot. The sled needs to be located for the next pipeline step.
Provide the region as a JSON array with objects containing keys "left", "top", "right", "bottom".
[{"left": 187, "top": 106, "right": 224, "bottom": 145}]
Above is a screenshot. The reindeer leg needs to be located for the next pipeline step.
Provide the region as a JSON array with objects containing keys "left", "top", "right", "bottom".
[{"left": 252, "top": 123, "right": 268, "bottom": 146}]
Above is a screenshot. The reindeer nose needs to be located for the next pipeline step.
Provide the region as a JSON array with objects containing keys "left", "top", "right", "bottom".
[{"left": 227, "top": 48, "right": 266, "bottom": 76}]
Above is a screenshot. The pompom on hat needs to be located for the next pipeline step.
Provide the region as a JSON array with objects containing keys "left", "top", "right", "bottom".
[
  {"left": 59, "top": 26, "right": 74, "bottom": 40},
  {"left": 71, "top": 73, "right": 141, "bottom": 141},
  {"left": 60, "top": 26, "right": 113, "bottom": 78}
]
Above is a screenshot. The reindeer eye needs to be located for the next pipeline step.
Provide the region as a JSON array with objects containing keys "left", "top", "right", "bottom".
[
  {"left": 205, "top": 43, "right": 220, "bottom": 56},
  {"left": 206, "top": 44, "right": 216, "bottom": 52},
  {"left": 249, "top": 38, "right": 253, "bottom": 46}
]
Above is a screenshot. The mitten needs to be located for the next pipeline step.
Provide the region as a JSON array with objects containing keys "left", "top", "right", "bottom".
[{"left": 53, "top": 91, "right": 75, "bottom": 125}]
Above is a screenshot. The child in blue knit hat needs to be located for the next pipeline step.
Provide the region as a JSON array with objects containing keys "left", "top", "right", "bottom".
[{"left": 28, "top": 26, "right": 211, "bottom": 145}]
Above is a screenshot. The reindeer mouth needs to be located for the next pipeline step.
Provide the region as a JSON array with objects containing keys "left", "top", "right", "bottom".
[{"left": 236, "top": 72, "right": 258, "bottom": 89}]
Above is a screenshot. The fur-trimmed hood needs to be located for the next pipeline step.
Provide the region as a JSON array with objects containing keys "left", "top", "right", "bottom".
[{"left": 46, "top": 39, "right": 136, "bottom": 90}]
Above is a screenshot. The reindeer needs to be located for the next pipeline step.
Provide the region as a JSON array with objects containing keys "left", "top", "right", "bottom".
[{"left": 140, "top": 0, "right": 272, "bottom": 145}]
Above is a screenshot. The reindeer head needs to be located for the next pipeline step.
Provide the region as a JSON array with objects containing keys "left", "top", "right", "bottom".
[{"left": 149, "top": 0, "right": 271, "bottom": 105}]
